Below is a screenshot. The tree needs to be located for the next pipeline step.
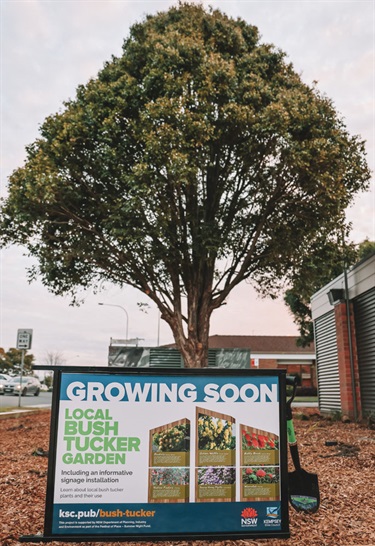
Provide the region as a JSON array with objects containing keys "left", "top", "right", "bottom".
[
  {"left": 357, "top": 238, "right": 375, "bottom": 262},
  {"left": 41, "top": 351, "right": 65, "bottom": 387},
  {"left": 284, "top": 237, "right": 374, "bottom": 346},
  {"left": 0, "top": 348, "right": 6, "bottom": 373},
  {"left": 0, "top": 348, "right": 35, "bottom": 375},
  {"left": 43, "top": 351, "right": 66, "bottom": 367},
  {"left": 43, "top": 351, "right": 66, "bottom": 388},
  {"left": 0, "top": 3, "right": 370, "bottom": 367},
  {"left": 44, "top": 373, "right": 54, "bottom": 389}
]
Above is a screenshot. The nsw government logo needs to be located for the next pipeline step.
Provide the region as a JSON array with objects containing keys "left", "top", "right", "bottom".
[
  {"left": 264, "top": 506, "right": 281, "bottom": 527},
  {"left": 240, "top": 507, "right": 258, "bottom": 528}
]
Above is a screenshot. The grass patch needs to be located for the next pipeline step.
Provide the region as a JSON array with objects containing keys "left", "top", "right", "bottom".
[
  {"left": 0, "top": 404, "right": 33, "bottom": 413},
  {"left": 0, "top": 406, "right": 21, "bottom": 413}
]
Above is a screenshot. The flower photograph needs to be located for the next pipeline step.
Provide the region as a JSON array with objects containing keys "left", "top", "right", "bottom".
[
  {"left": 197, "top": 415, "right": 235, "bottom": 451},
  {"left": 242, "top": 466, "right": 279, "bottom": 484}
]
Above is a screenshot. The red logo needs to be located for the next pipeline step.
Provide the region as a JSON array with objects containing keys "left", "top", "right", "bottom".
[{"left": 241, "top": 507, "right": 258, "bottom": 518}]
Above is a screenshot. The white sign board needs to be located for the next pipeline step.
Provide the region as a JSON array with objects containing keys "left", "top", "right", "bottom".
[{"left": 16, "top": 329, "right": 33, "bottom": 350}]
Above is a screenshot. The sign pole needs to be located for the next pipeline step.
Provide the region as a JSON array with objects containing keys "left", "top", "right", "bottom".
[
  {"left": 18, "top": 349, "right": 25, "bottom": 408},
  {"left": 16, "top": 329, "right": 33, "bottom": 407}
]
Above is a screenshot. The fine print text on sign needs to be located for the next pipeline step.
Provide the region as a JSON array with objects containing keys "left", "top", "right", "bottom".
[
  {"left": 35, "top": 368, "right": 289, "bottom": 543},
  {"left": 16, "top": 329, "right": 33, "bottom": 350}
]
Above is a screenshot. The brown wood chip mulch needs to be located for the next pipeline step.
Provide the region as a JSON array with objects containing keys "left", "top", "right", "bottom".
[{"left": 0, "top": 409, "right": 374, "bottom": 546}]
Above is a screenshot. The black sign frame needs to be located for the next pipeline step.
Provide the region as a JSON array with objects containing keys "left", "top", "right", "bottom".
[{"left": 21, "top": 367, "right": 290, "bottom": 542}]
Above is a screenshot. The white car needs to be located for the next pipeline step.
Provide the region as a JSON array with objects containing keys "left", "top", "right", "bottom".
[
  {"left": 0, "top": 373, "right": 11, "bottom": 395},
  {"left": 3, "top": 376, "right": 41, "bottom": 396}
]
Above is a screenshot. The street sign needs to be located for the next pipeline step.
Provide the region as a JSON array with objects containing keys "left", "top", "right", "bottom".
[{"left": 16, "top": 329, "right": 33, "bottom": 350}]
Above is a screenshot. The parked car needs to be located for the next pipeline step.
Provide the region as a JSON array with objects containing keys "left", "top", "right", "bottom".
[
  {"left": 3, "top": 376, "right": 41, "bottom": 396},
  {"left": 0, "top": 373, "right": 11, "bottom": 395}
]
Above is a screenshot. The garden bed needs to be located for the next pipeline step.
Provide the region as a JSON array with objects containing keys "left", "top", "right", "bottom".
[{"left": 0, "top": 410, "right": 374, "bottom": 546}]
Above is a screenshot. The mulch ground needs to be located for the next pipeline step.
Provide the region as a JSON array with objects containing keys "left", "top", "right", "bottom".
[{"left": 0, "top": 409, "right": 374, "bottom": 546}]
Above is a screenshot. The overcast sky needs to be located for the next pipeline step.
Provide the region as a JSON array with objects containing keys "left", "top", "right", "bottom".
[{"left": 1, "top": 0, "right": 374, "bottom": 369}]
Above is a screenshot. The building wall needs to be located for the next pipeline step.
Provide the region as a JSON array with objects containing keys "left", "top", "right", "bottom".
[
  {"left": 311, "top": 255, "right": 375, "bottom": 321},
  {"left": 256, "top": 358, "right": 276, "bottom": 369},
  {"left": 334, "top": 302, "right": 362, "bottom": 419},
  {"left": 252, "top": 358, "right": 316, "bottom": 387},
  {"left": 311, "top": 254, "right": 375, "bottom": 419}
]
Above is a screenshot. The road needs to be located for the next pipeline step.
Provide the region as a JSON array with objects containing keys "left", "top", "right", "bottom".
[{"left": 0, "top": 390, "right": 52, "bottom": 409}]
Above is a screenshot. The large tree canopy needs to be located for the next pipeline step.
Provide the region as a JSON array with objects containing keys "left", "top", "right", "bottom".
[
  {"left": 0, "top": 348, "right": 35, "bottom": 375},
  {"left": 1, "top": 3, "right": 370, "bottom": 367}
]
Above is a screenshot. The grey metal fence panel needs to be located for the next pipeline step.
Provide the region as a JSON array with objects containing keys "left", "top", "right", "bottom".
[
  {"left": 109, "top": 347, "right": 250, "bottom": 369},
  {"left": 149, "top": 348, "right": 183, "bottom": 368}
]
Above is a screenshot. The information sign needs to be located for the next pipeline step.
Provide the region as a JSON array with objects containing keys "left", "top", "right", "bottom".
[
  {"left": 16, "top": 329, "right": 33, "bottom": 350},
  {"left": 26, "top": 367, "right": 290, "bottom": 542}
]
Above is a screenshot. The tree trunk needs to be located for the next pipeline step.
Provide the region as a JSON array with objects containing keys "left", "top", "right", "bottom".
[{"left": 163, "top": 303, "right": 211, "bottom": 368}]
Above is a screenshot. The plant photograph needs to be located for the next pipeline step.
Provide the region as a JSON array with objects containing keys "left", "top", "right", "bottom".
[
  {"left": 242, "top": 466, "right": 280, "bottom": 485},
  {"left": 152, "top": 424, "right": 190, "bottom": 452},
  {"left": 198, "top": 466, "right": 236, "bottom": 486},
  {"left": 197, "top": 414, "right": 235, "bottom": 450},
  {"left": 150, "top": 467, "right": 189, "bottom": 486},
  {"left": 242, "top": 429, "right": 279, "bottom": 450}
]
